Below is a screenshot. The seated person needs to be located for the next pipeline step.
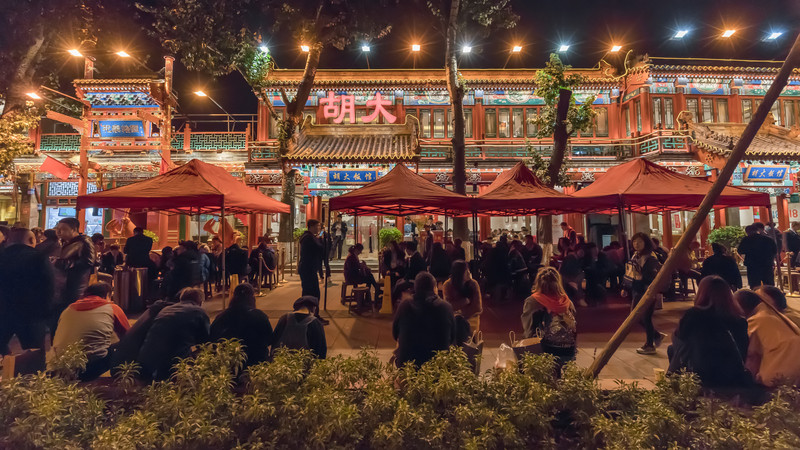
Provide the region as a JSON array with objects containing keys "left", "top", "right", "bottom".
[
  {"left": 99, "top": 244, "right": 124, "bottom": 275},
  {"left": 736, "top": 289, "right": 800, "bottom": 387},
  {"left": 701, "top": 243, "right": 742, "bottom": 290},
  {"left": 758, "top": 285, "right": 800, "bottom": 329},
  {"left": 137, "top": 288, "right": 210, "bottom": 381},
  {"left": 668, "top": 277, "right": 752, "bottom": 389},
  {"left": 521, "top": 267, "right": 577, "bottom": 364},
  {"left": 211, "top": 284, "right": 273, "bottom": 366},
  {"left": 344, "top": 243, "right": 382, "bottom": 297},
  {"left": 272, "top": 296, "right": 327, "bottom": 358},
  {"left": 392, "top": 272, "right": 456, "bottom": 368},
  {"left": 391, "top": 280, "right": 415, "bottom": 311},
  {"left": 52, "top": 282, "right": 130, "bottom": 381},
  {"left": 110, "top": 298, "right": 173, "bottom": 376},
  {"left": 442, "top": 260, "right": 482, "bottom": 332}
]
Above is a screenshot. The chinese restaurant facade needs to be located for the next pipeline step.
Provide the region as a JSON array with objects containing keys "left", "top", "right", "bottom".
[{"left": 13, "top": 56, "right": 800, "bottom": 248}]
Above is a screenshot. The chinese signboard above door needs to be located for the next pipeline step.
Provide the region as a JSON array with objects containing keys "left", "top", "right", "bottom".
[
  {"left": 98, "top": 120, "right": 146, "bottom": 138},
  {"left": 327, "top": 170, "right": 378, "bottom": 184},
  {"left": 742, "top": 165, "right": 789, "bottom": 183},
  {"left": 320, "top": 92, "right": 396, "bottom": 124}
]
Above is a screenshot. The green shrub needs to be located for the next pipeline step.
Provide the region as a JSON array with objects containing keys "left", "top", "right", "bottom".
[
  {"left": 293, "top": 227, "right": 307, "bottom": 241},
  {"left": 708, "top": 226, "right": 746, "bottom": 251},
  {"left": 379, "top": 227, "right": 403, "bottom": 248},
  {"left": 2, "top": 344, "right": 800, "bottom": 449}
]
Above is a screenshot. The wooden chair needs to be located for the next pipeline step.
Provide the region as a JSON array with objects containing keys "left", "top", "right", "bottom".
[
  {"left": 341, "top": 281, "right": 361, "bottom": 307},
  {"left": 351, "top": 286, "right": 371, "bottom": 314}
]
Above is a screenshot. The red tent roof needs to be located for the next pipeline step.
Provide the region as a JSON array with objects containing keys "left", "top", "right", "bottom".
[
  {"left": 473, "top": 162, "right": 601, "bottom": 215},
  {"left": 573, "top": 158, "right": 770, "bottom": 213},
  {"left": 329, "top": 164, "right": 473, "bottom": 216},
  {"left": 76, "top": 159, "right": 290, "bottom": 215}
]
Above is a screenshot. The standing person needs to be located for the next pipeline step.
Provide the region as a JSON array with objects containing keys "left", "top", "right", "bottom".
[
  {"left": 521, "top": 267, "right": 577, "bottom": 364},
  {"left": 450, "top": 238, "right": 467, "bottom": 262},
  {"left": 225, "top": 238, "right": 249, "bottom": 283},
  {"left": 522, "top": 235, "right": 543, "bottom": 277},
  {"left": 428, "top": 242, "right": 452, "bottom": 281},
  {"left": 124, "top": 227, "right": 153, "bottom": 269},
  {"left": 652, "top": 238, "right": 668, "bottom": 264},
  {"left": 785, "top": 221, "right": 800, "bottom": 267},
  {"left": 626, "top": 232, "right": 666, "bottom": 355},
  {"left": 392, "top": 272, "right": 456, "bottom": 368},
  {"left": 272, "top": 296, "right": 327, "bottom": 358},
  {"left": 442, "top": 260, "right": 482, "bottom": 332},
  {"left": 737, "top": 224, "right": 778, "bottom": 288},
  {"left": 330, "top": 214, "right": 347, "bottom": 260},
  {"left": 52, "top": 217, "right": 96, "bottom": 337},
  {"left": 31, "top": 227, "right": 44, "bottom": 245},
  {"left": 249, "top": 237, "right": 276, "bottom": 287},
  {"left": 137, "top": 287, "right": 210, "bottom": 381},
  {"left": 0, "top": 228, "right": 55, "bottom": 355},
  {"left": 210, "top": 284, "right": 273, "bottom": 366},
  {"left": 403, "top": 241, "right": 427, "bottom": 281},
  {"left": 51, "top": 282, "right": 130, "bottom": 381},
  {"left": 36, "top": 229, "right": 61, "bottom": 260},
  {"left": 297, "top": 220, "right": 330, "bottom": 326},
  {"left": 764, "top": 221, "right": 782, "bottom": 252},
  {"left": 667, "top": 276, "right": 751, "bottom": 389},
  {"left": 560, "top": 222, "right": 577, "bottom": 247},
  {"left": 700, "top": 243, "right": 742, "bottom": 290}
]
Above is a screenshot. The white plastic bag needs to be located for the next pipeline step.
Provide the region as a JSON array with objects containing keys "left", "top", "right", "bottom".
[{"left": 494, "top": 343, "right": 518, "bottom": 370}]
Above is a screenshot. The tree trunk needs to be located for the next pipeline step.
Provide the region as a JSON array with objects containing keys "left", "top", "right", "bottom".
[
  {"left": 2, "top": 23, "right": 46, "bottom": 118},
  {"left": 445, "top": 0, "right": 468, "bottom": 240},
  {"left": 586, "top": 32, "right": 800, "bottom": 378},
  {"left": 539, "top": 89, "right": 572, "bottom": 249},
  {"left": 277, "top": 45, "right": 322, "bottom": 243}
]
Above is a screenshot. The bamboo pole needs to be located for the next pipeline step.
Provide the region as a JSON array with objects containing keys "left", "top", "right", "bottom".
[{"left": 587, "top": 32, "right": 800, "bottom": 378}]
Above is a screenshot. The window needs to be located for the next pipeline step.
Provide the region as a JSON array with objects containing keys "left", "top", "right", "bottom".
[
  {"left": 652, "top": 98, "right": 662, "bottom": 129},
  {"left": 664, "top": 98, "right": 674, "bottom": 129},
  {"left": 701, "top": 98, "right": 713, "bottom": 123},
  {"left": 635, "top": 101, "right": 642, "bottom": 132},
  {"left": 624, "top": 107, "right": 631, "bottom": 137},
  {"left": 742, "top": 99, "right": 753, "bottom": 123},
  {"left": 595, "top": 108, "right": 609, "bottom": 136},
  {"left": 687, "top": 98, "right": 700, "bottom": 123},
  {"left": 464, "top": 109, "right": 473, "bottom": 138},
  {"left": 447, "top": 110, "right": 454, "bottom": 138},
  {"left": 485, "top": 108, "right": 497, "bottom": 138},
  {"left": 433, "top": 109, "right": 445, "bottom": 138},
  {"left": 770, "top": 101, "right": 781, "bottom": 126},
  {"left": 420, "top": 109, "right": 431, "bottom": 137},
  {"left": 498, "top": 109, "right": 510, "bottom": 138},
  {"left": 512, "top": 109, "right": 524, "bottom": 138},
  {"left": 715, "top": 99, "right": 729, "bottom": 122},
  {"left": 785, "top": 100, "right": 796, "bottom": 128},
  {"left": 526, "top": 109, "right": 538, "bottom": 137}
]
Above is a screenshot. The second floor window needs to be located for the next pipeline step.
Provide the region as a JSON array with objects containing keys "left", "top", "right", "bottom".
[
  {"left": 651, "top": 97, "right": 674, "bottom": 129},
  {"left": 742, "top": 99, "right": 753, "bottom": 123},
  {"left": 485, "top": 108, "right": 497, "bottom": 138},
  {"left": 687, "top": 98, "right": 700, "bottom": 123}
]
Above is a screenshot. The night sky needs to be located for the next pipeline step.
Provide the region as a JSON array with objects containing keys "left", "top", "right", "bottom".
[{"left": 70, "top": 0, "right": 800, "bottom": 118}]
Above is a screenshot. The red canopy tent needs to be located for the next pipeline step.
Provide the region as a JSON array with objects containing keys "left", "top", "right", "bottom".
[
  {"left": 76, "top": 159, "right": 290, "bottom": 215},
  {"left": 472, "top": 162, "right": 601, "bottom": 215},
  {"left": 329, "top": 163, "right": 473, "bottom": 216},
  {"left": 572, "top": 158, "right": 770, "bottom": 213}
]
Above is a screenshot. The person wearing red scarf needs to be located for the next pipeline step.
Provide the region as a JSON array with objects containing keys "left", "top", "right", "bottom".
[{"left": 521, "top": 267, "right": 577, "bottom": 365}]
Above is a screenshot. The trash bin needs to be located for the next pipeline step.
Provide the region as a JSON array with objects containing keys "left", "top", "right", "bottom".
[
  {"left": 129, "top": 267, "right": 149, "bottom": 313},
  {"left": 113, "top": 267, "right": 131, "bottom": 311}
]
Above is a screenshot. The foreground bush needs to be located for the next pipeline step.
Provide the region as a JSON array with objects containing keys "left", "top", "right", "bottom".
[{"left": 2, "top": 340, "right": 800, "bottom": 449}]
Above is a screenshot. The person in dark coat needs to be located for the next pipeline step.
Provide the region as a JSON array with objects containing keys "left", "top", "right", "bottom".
[
  {"left": 110, "top": 298, "right": 173, "bottom": 376},
  {"left": 785, "top": 221, "right": 800, "bottom": 267},
  {"left": 449, "top": 238, "right": 467, "bottom": 262},
  {"left": 737, "top": 224, "right": 778, "bottom": 288},
  {"left": 167, "top": 241, "right": 203, "bottom": 299},
  {"left": 668, "top": 276, "right": 752, "bottom": 389},
  {"left": 329, "top": 214, "right": 348, "bottom": 260},
  {"left": 124, "top": 227, "right": 153, "bottom": 267},
  {"left": 428, "top": 242, "right": 452, "bottom": 281},
  {"left": 298, "top": 220, "right": 325, "bottom": 299},
  {"left": 210, "top": 283, "right": 273, "bottom": 366},
  {"left": 392, "top": 272, "right": 456, "bottom": 368},
  {"left": 403, "top": 240, "right": 427, "bottom": 281},
  {"left": 225, "top": 240, "right": 250, "bottom": 282},
  {"left": 272, "top": 296, "right": 327, "bottom": 358},
  {"left": 629, "top": 232, "right": 665, "bottom": 355},
  {"left": 100, "top": 244, "right": 124, "bottom": 275},
  {"left": 35, "top": 228, "right": 61, "bottom": 260},
  {"left": 137, "top": 288, "right": 210, "bottom": 381},
  {"left": 701, "top": 243, "right": 743, "bottom": 290},
  {"left": 249, "top": 237, "right": 276, "bottom": 286},
  {"left": 52, "top": 218, "right": 95, "bottom": 337},
  {"left": 344, "top": 243, "right": 381, "bottom": 295},
  {"left": 0, "top": 228, "right": 55, "bottom": 354}
]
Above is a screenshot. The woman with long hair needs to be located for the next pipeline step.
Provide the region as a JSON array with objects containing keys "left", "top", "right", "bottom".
[
  {"left": 668, "top": 276, "right": 751, "bottom": 388},
  {"left": 627, "top": 232, "right": 665, "bottom": 355},
  {"left": 210, "top": 283, "right": 273, "bottom": 366},
  {"left": 442, "top": 260, "right": 482, "bottom": 332},
  {"left": 428, "top": 242, "right": 452, "bottom": 281},
  {"left": 521, "top": 267, "right": 577, "bottom": 362}
]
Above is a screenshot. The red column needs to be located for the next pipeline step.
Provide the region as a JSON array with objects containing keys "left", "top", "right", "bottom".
[
  {"left": 778, "top": 195, "right": 789, "bottom": 230},
  {"left": 758, "top": 206, "right": 770, "bottom": 223},
  {"left": 714, "top": 208, "right": 727, "bottom": 228}
]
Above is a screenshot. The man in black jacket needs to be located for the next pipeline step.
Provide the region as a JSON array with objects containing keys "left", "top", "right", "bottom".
[
  {"left": 53, "top": 218, "right": 95, "bottom": 336},
  {"left": 124, "top": 227, "right": 153, "bottom": 267},
  {"left": 225, "top": 240, "right": 249, "bottom": 282},
  {"left": 0, "top": 228, "right": 55, "bottom": 354},
  {"left": 404, "top": 241, "right": 427, "bottom": 281},
  {"left": 701, "top": 243, "right": 743, "bottom": 290},
  {"left": 737, "top": 224, "right": 778, "bottom": 288},
  {"left": 167, "top": 241, "right": 203, "bottom": 299},
  {"left": 249, "top": 237, "right": 276, "bottom": 286},
  {"left": 330, "top": 214, "right": 348, "bottom": 260},
  {"left": 298, "top": 220, "right": 325, "bottom": 299},
  {"left": 785, "top": 221, "right": 800, "bottom": 267}
]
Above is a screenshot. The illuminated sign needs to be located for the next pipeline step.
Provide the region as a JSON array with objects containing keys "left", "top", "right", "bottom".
[
  {"left": 742, "top": 165, "right": 789, "bottom": 183},
  {"left": 327, "top": 170, "right": 378, "bottom": 184},
  {"left": 320, "top": 92, "right": 396, "bottom": 124},
  {"left": 98, "top": 120, "right": 145, "bottom": 138}
]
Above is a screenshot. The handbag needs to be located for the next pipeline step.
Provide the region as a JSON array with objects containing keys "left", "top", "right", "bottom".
[
  {"left": 460, "top": 331, "right": 484, "bottom": 376},
  {"left": 622, "top": 258, "right": 642, "bottom": 289},
  {"left": 509, "top": 330, "right": 543, "bottom": 360}
]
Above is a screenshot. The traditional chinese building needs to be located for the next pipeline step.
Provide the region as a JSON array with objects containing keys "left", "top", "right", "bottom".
[{"left": 13, "top": 56, "right": 800, "bottom": 247}]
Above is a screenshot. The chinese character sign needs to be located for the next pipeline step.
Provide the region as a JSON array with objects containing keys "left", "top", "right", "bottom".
[
  {"left": 320, "top": 92, "right": 396, "bottom": 124},
  {"left": 98, "top": 120, "right": 146, "bottom": 138},
  {"left": 327, "top": 170, "right": 378, "bottom": 184},
  {"left": 742, "top": 165, "right": 789, "bottom": 182}
]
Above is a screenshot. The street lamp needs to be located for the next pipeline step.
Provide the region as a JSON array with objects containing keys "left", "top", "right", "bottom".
[
  {"left": 116, "top": 50, "right": 131, "bottom": 58},
  {"left": 462, "top": 45, "right": 472, "bottom": 53},
  {"left": 722, "top": 29, "right": 736, "bottom": 38},
  {"left": 361, "top": 44, "right": 371, "bottom": 69},
  {"left": 68, "top": 49, "right": 83, "bottom": 57},
  {"left": 26, "top": 92, "right": 42, "bottom": 100},
  {"left": 674, "top": 30, "right": 689, "bottom": 39},
  {"left": 610, "top": 45, "right": 623, "bottom": 52},
  {"left": 558, "top": 44, "right": 570, "bottom": 52},
  {"left": 259, "top": 45, "right": 269, "bottom": 53},
  {"left": 511, "top": 45, "right": 522, "bottom": 53},
  {"left": 766, "top": 31, "right": 783, "bottom": 41},
  {"left": 300, "top": 44, "right": 310, "bottom": 52},
  {"left": 194, "top": 90, "right": 236, "bottom": 131},
  {"left": 411, "top": 44, "right": 420, "bottom": 69}
]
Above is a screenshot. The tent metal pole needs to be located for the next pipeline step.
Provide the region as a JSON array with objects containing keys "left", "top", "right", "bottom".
[{"left": 221, "top": 201, "right": 227, "bottom": 309}]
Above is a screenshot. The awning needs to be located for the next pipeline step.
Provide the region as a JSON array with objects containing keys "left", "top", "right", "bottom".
[{"left": 283, "top": 117, "right": 421, "bottom": 163}]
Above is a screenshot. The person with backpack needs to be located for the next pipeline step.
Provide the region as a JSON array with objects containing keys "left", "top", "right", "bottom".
[
  {"left": 271, "top": 296, "right": 327, "bottom": 358},
  {"left": 625, "top": 232, "right": 667, "bottom": 355},
  {"left": 521, "top": 267, "right": 577, "bottom": 364},
  {"left": 667, "top": 276, "right": 752, "bottom": 389}
]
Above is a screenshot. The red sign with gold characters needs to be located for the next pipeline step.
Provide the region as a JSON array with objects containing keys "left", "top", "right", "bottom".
[{"left": 320, "top": 92, "right": 397, "bottom": 124}]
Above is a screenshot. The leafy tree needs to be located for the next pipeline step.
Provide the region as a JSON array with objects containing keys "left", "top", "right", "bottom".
[
  {"left": 424, "top": 0, "right": 517, "bottom": 239},
  {"left": 141, "top": 0, "right": 395, "bottom": 241},
  {"left": 529, "top": 53, "right": 597, "bottom": 246},
  {"left": 0, "top": 104, "right": 42, "bottom": 177}
]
